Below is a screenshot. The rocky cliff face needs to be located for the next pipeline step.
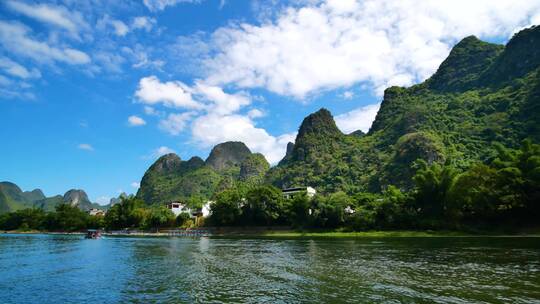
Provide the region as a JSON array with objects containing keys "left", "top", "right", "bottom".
[
  {"left": 63, "top": 189, "right": 93, "bottom": 210},
  {"left": 205, "top": 141, "right": 252, "bottom": 171}
]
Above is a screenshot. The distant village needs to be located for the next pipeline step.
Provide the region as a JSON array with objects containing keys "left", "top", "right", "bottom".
[{"left": 86, "top": 186, "right": 355, "bottom": 221}]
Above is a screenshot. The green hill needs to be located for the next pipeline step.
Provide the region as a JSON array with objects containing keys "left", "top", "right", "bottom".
[
  {"left": 267, "top": 25, "right": 540, "bottom": 193},
  {"left": 136, "top": 142, "right": 270, "bottom": 204},
  {"left": 0, "top": 182, "right": 46, "bottom": 212},
  {"left": 132, "top": 25, "right": 540, "bottom": 203}
]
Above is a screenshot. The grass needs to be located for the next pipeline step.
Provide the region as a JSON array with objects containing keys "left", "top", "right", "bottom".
[
  {"left": 260, "top": 228, "right": 540, "bottom": 238},
  {"left": 260, "top": 230, "right": 473, "bottom": 238}
]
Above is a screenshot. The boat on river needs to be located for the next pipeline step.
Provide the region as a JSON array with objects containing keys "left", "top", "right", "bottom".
[{"left": 85, "top": 229, "right": 102, "bottom": 239}]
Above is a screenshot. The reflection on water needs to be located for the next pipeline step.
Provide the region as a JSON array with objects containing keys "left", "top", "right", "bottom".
[{"left": 0, "top": 234, "right": 539, "bottom": 303}]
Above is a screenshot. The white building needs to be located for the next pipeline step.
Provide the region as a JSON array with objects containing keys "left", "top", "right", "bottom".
[
  {"left": 167, "top": 201, "right": 214, "bottom": 218},
  {"left": 88, "top": 208, "right": 105, "bottom": 216},
  {"left": 282, "top": 186, "right": 317, "bottom": 199},
  {"left": 201, "top": 201, "right": 213, "bottom": 217},
  {"left": 166, "top": 201, "right": 192, "bottom": 217}
]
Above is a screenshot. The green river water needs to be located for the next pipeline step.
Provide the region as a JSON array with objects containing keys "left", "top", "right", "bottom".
[{"left": 0, "top": 234, "right": 539, "bottom": 303}]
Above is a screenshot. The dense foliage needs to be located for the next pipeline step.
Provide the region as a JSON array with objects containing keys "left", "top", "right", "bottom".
[
  {"left": 0, "top": 196, "right": 180, "bottom": 232},
  {"left": 136, "top": 142, "right": 271, "bottom": 205},
  {"left": 267, "top": 26, "right": 540, "bottom": 194},
  {"left": 207, "top": 141, "right": 540, "bottom": 231}
]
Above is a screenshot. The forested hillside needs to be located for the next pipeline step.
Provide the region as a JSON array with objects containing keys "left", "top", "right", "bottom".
[{"left": 267, "top": 25, "right": 540, "bottom": 193}]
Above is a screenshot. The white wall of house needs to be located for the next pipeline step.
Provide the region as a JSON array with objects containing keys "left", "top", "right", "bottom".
[{"left": 202, "top": 201, "right": 213, "bottom": 217}]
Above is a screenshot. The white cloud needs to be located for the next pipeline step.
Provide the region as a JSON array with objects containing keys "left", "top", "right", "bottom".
[
  {"left": 143, "top": 106, "right": 162, "bottom": 116},
  {"left": 111, "top": 20, "right": 129, "bottom": 36},
  {"left": 247, "top": 108, "right": 265, "bottom": 119},
  {"left": 131, "top": 182, "right": 140, "bottom": 189},
  {"left": 5, "top": 1, "right": 88, "bottom": 38},
  {"left": 152, "top": 146, "right": 176, "bottom": 158},
  {"left": 0, "top": 21, "right": 90, "bottom": 65},
  {"left": 0, "top": 57, "right": 41, "bottom": 79},
  {"left": 159, "top": 112, "right": 195, "bottom": 135},
  {"left": 335, "top": 103, "right": 380, "bottom": 134},
  {"left": 132, "top": 17, "right": 156, "bottom": 32},
  {"left": 77, "top": 143, "right": 94, "bottom": 151},
  {"left": 128, "top": 115, "right": 147, "bottom": 126},
  {"left": 202, "top": 0, "right": 540, "bottom": 97},
  {"left": 191, "top": 113, "right": 295, "bottom": 164},
  {"left": 93, "top": 51, "right": 125, "bottom": 73},
  {"left": 193, "top": 82, "right": 251, "bottom": 115},
  {"left": 135, "top": 76, "right": 202, "bottom": 109},
  {"left": 143, "top": 0, "right": 202, "bottom": 12},
  {"left": 342, "top": 91, "right": 354, "bottom": 100},
  {"left": 97, "top": 15, "right": 129, "bottom": 36}
]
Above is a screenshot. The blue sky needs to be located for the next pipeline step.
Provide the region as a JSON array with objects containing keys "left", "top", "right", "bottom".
[{"left": 1, "top": 0, "right": 539, "bottom": 204}]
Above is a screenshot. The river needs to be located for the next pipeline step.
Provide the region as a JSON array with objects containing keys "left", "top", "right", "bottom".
[{"left": 0, "top": 234, "right": 539, "bottom": 303}]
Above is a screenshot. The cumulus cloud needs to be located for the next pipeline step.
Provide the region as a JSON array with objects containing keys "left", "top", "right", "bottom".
[
  {"left": 77, "top": 143, "right": 94, "bottom": 151},
  {"left": 143, "top": 0, "right": 202, "bottom": 12},
  {"left": 0, "top": 21, "right": 90, "bottom": 65},
  {"left": 132, "top": 17, "right": 156, "bottom": 32},
  {"left": 0, "top": 57, "right": 41, "bottom": 79},
  {"left": 5, "top": 1, "right": 88, "bottom": 38},
  {"left": 135, "top": 74, "right": 294, "bottom": 162},
  {"left": 131, "top": 182, "right": 140, "bottom": 189},
  {"left": 202, "top": 0, "right": 540, "bottom": 97},
  {"left": 247, "top": 109, "right": 265, "bottom": 119},
  {"left": 159, "top": 112, "right": 195, "bottom": 135},
  {"left": 193, "top": 82, "right": 251, "bottom": 115},
  {"left": 135, "top": 76, "right": 202, "bottom": 109},
  {"left": 127, "top": 115, "right": 146, "bottom": 126},
  {"left": 335, "top": 103, "right": 381, "bottom": 134},
  {"left": 191, "top": 113, "right": 295, "bottom": 163}
]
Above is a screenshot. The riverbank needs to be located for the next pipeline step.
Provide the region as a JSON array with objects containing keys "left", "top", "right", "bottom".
[{"left": 3, "top": 228, "right": 540, "bottom": 238}]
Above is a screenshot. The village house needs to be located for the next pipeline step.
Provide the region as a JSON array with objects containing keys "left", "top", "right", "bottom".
[
  {"left": 166, "top": 201, "right": 213, "bottom": 218},
  {"left": 88, "top": 208, "right": 106, "bottom": 216},
  {"left": 282, "top": 186, "right": 317, "bottom": 199}
]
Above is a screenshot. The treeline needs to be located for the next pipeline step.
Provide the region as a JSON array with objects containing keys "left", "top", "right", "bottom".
[
  {"left": 1, "top": 140, "right": 538, "bottom": 232},
  {"left": 0, "top": 204, "right": 103, "bottom": 232},
  {"left": 207, "top": 140, "right": 540, "bottom": 230},
  {"left": 0, "top": 198, "right": 187, "bottom": 232}
]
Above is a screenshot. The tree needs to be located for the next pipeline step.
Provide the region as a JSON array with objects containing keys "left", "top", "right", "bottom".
[
  {"left": 286, "top": 193, "right": 310, "bottom": 228},
  {"left": 49, "top": 204, "right": 89, "bottom": 231},
  {"left": 242, "top": 185, "right": 284, "bottom": 225},
  {"left": 208, "top": 188, "right": 244, "bottom": 226},
  {"left": 146, "top": 206, "right": 175, "bottom": 230},
  {"left": 412, "top": 160, "right": 458, "bottom": 222},
  {"left": 104, "top": 196, "right": 146, "bottom": 229}
]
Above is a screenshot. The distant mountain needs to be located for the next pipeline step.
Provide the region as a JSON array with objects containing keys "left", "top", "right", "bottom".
[
  {"left": 63, "top": 189, "right": 93, "bottom": 211},
  {"left": 0, "top": 182, "right": 45, "bottom": 212},
  {"left": 0, "top": 182, "right": 106, "bottom": 213},
  {"left": 34, "top": 195, "right": 64, "bottom": 212},
  {"left": 136, "top": 141, "right": 270, "bottom": 204}
]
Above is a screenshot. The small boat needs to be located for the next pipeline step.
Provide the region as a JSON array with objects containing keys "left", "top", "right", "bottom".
[{"left": 85, "top": 229, "right": 102, "bottom": 239}]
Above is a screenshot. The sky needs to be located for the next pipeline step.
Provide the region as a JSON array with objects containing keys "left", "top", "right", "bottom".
[{"left": 1, "top": 0, "right": 540, "bottom": 204}]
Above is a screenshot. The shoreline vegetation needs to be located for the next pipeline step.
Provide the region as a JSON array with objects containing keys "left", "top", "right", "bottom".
[{"left": 3, "top": 227, "right": 540, "bottom": 238}]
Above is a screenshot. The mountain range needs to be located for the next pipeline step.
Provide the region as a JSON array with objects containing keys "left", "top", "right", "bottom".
[
  {"left": 135, "top": 25, "right": 540, "bottom": 204},
  {"left": 2, "top": 25, "right": 539, "bottom": 210},
  {"left": 0, "top": 182, "right": 112, "bottom": 213}
]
